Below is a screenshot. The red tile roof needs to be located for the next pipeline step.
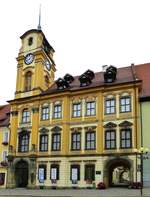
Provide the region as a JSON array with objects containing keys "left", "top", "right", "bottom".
[
  {"left": 42, "top": 66, "right": 137, "bottom": 95},
  {"left": 134, "top": 63, "right": 150, "bottom": 98},
  {"left": 0, "top": 104, "right": 10, "bottom": 127}
]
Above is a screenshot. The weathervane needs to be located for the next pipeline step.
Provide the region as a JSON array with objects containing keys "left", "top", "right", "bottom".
[{"left": 37, "top": 4, "right": 41, "bottom": 30}]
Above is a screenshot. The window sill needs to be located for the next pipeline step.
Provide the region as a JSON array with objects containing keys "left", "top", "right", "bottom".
[
  {"left": 40, "top": 119, "right": 50, "bottom": 121},
  {"left": 71, "top": 116, "right": 82, "bottom": 118},
  {"left": 120, "top": 111, "right": 131, "bottom": 114},
  {"left": 70, "top": 149, "right": 81, "bottom": 152}
]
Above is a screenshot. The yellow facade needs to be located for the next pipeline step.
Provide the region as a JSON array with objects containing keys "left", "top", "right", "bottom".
[
  {"left": 7, "top": 29, "right": 142, "bottom": 188},
  {"left": 0, "top": 125, "right": 9, "bottom": 188}
]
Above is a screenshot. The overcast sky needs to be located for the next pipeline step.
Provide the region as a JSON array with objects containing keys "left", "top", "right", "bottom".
[{"left": 1, "top": 0, "right": 150, "bottom": 104}]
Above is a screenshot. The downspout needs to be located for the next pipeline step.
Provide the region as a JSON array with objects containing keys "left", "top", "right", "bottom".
[
  {"left": 140, "top": 101, "right": 143, "bottom": 147},
  {"left": 131, "top": 63, "right": 139, "bottom": 182}
]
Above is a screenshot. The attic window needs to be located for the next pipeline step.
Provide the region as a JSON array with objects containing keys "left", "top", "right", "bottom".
[
  {"left": 64, "top": 74, "right": 74, "bottom": 84},
  {"left": 28, "top": 37, "right": 33, "bottom": 46},
  {"left": 56, "top": 78, "right": 69, "bottom": 90},
  {"left": 84, "top": 69, "right": 95, "bottom": 80},
  {"left": 79, "top": 74, "right": 91, "bottom": 87},
  {"left": 104, "top": 65, "right": 117, "bottom": 83}
]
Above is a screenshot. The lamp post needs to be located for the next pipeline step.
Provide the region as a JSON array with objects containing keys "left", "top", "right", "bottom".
[
  {"left": 138, "top": 147, "right": 149, "bottom": 196},
  {"left": 140, "top": 147, "right": 144, "bottom": 196}
]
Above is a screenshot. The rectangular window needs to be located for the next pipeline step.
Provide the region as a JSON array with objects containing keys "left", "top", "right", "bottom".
[
  {"left": 85, "top": 164, "right": 95, "bottom": 181},
  {"left": 70, "top": 165, "right": 80, "bottom": 181},
  {"left": 105, "top": 99, "right": 115, "bottom": 114},
  {"left": 105, "top": 130, "right": 116, "bottom": 149},
  {"left": 120, "top": 96, "right": 131, "bottom": 113},
  {"left": 0, "top": 173, "right": 5, "bottom": 185},
  {"left": 38, "top": 164, "right": 47, "bottom": 181},
  {"left": 22, "top": 110, "right": 30, "bottom": 123},
  {"left": 3, "top": 132, "right": 8, "bottom": 143},
  {"left": 50, "top": 164, "right": 59, "bottom": 181},
  {"left": 2, "top": 151, "right": 7, "bottom": 161},
  {"left": 71, "top": 133, "right": 81, "bottom": 150},
  {"left": 18, "top": 133, "right": 29, "bottom": 152},
  {"left": 120, "top": 129, "right": 132, "bottom": 148},
  {"left": 52, "top": 133, "right": 61, "bottom": 151},
  {"left": 41, "top": 106, "right": 49, "bottom": 120},
  {"left": 86, "top": 101, "right": 96, "bottom": 116},
  {"left": 85, "top": 131, "right": 96, "bottom": 150},
  {"left": 72, "top": 103, "right": 81, "bottom": 117},
  {"left": 53, "top": 105, "right": 62, "bottom": 119},
  {"left": 39, "top": 134, "right": 48, "bottom": 152}
]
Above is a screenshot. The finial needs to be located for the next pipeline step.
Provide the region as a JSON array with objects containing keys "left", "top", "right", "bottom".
[{"left": 37, "top": 4, "right": 41, "bottom": 30}]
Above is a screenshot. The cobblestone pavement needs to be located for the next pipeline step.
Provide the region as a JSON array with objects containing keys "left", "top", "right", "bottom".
[{"left": 0, "top": 188, "right": 150, "bottom": 197}]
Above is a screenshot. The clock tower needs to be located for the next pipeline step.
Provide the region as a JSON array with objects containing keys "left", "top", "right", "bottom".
[{"left": 15, "top": 29, "right": 56, "bottom": 99}]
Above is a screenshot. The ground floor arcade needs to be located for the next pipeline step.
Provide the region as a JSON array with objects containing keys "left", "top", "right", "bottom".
[{"left": 7, "top": 155, "right": 141, "bottom": 188}]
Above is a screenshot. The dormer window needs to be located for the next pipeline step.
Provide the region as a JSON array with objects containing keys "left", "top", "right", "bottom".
[
  {"left": 28, "top": 37, "right": 33, "bottom": 46},
  {"left": 104, "top": 65, "right": 117, "bottom": 83},
  {"left": 64, "top": 74, "right": 74, "bottom": 84},
  {"left": 79, "top": 74, "right": 91, "bottom": 87},
  {"left": 56, "top": 78, "right": 69, "bottom": 90},
  {"left": 84, "top": 69, "right": 95, "bottom": 80}
]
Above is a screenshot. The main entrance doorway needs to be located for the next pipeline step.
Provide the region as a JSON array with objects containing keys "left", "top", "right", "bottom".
[
  {"left": 105, "top": 158, "right": 131, "bottom": 187},
  {"left": 15, "top": 160, "right": 29, "bottom": 187}
]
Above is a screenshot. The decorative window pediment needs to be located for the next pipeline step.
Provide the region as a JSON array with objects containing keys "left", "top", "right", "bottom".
[
  {"left": 71, "top": 127, "right": 82, "bottom": 132},
  {"left": 104, "top": 122, "right": 117, "bottom": 128},
  {"left": 84, "top": 126, "right": 96, "bottom": 131},
  {"left": 18, "top": 127, "right": 30, "bottom": 134},
  {"left": 51, "top": 126, "right": 62, "bottom": 132},
  {"left": 119, "top": 121, "right": 133, "bottom": 127},
  {"left": 39, "top": 127, "right": 49, "bottom": 133}
]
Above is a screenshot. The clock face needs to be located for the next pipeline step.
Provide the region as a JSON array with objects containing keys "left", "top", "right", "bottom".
[
  {"left": 24, "top": 53, "right": 34, "bottom": 65},
  {"left": 44, "top": 60, "right": 51, "bottom": 71}
]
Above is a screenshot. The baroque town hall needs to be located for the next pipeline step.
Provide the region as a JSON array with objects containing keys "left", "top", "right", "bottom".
[{"left": 0, "top": 26, "right": 150, "bottom": 188}]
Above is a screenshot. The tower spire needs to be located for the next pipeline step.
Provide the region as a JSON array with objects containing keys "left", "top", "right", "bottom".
[{"left": 37, "top": 4, "right": 41, "bottom": 30}]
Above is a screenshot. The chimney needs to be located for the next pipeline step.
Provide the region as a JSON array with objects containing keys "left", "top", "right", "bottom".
[{"left": 102, "top": 65, "right": 108, "bottom": 72}]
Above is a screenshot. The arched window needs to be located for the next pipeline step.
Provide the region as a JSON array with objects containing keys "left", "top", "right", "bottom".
[
  {"left": 22, "top": 108, "right": 30, "bottom": 123},
  {"left": 45, "top": 76, "right": 49, "bottom": 87},
  {"left": 24, "top": 71, "right": 32, "bottom": 91},
  {"left": 28, "top": 37, "right": 33, "bottom": 46}
]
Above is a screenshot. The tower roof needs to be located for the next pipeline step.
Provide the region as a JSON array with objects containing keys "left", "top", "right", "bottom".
[{"left": 20, "top": 29, "right": 55, "bottom": 52}]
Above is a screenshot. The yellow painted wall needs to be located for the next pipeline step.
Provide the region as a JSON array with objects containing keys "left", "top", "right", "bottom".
[{"left": 0, "top": 126, "right": 9, "bottom": 188}]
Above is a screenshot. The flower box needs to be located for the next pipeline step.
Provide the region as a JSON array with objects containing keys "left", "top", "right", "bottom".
[
  {"left": 2, "top": 142, "right": 8, "bottom": 145},
  {"left": 97, "top": 182, "right": 106, "bottom": 189},
  {"left": 129, "top": 182, "right": 142, "bottom": 189},
  {"left": 86, "top": 179, "right": 92, "bottom": 184},
  {"left": 1, "top": 161, "right": 8, "bottom": 167}
]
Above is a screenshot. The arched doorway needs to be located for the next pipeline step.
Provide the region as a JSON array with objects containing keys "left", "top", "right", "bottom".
[
  {"left": 104, "top": 158, "right": 132, "bottom": 187},
  {"left": 15, "top": 160, "right": 29, "bottom": 187}
]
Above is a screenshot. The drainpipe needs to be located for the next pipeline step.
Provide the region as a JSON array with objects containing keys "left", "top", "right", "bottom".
[
  {"left": 131, "top": 63, "right": 138, "bottom": 183},
  {"left": 140, "top": 102, "right": 143, "bottom": 147}
]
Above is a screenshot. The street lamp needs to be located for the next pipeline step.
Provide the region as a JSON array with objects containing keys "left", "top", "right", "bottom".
[{"left": 135, "top": 147, "right": 149, "bottom": 196}]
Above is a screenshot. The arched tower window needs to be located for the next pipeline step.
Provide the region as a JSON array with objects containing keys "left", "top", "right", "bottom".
[
  {"left": 24, "top": 71, "right": 32, "bottom": 91},
  {"left": 45, "top": 75, "right": 49, "bottom": 87}
]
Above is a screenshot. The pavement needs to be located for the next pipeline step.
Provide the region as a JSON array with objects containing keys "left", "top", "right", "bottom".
[{"left": 0, "top": 188, "right": 150, "bottom": 197}]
